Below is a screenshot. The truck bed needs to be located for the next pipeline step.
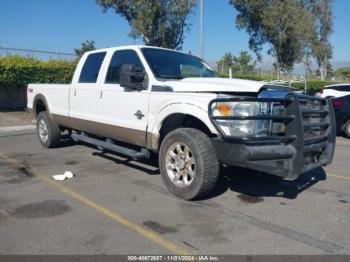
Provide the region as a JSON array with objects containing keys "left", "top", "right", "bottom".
[{"left": 27, "top": 84, "right": 71, "bottom": 117}]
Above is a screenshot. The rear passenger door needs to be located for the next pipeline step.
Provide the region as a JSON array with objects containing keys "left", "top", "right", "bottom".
[
  {"left": 69, "top": 52, "right": 106, "bottom": 131},
  {"left": 96, "top": 49, "right": 149, "bottom": 146}
]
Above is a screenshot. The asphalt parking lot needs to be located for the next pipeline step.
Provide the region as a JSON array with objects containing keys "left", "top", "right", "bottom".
[{"left": 0, "top": 129, "right": 349, "bottom": 255}]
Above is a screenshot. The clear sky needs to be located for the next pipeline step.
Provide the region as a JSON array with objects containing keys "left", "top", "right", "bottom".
[{"left": 0, "top": 0, "right": 349, "bottom": 65}]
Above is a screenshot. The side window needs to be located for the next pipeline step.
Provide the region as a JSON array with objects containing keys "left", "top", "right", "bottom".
[
  {"left": 338, "top": 86, "right": 350, "bottom": 92},
  {"left": 79, "top": 52, "right": 106, "bottom": 83},
  {"left": 105, "top": 50, "right": 144, "bottom": 84}
]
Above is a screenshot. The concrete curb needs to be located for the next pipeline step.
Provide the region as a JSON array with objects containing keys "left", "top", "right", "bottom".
[{"left": 0, "top": 125, "right": 36, "bottom": 133}]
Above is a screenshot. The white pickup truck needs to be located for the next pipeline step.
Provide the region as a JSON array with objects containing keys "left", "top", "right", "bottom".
[{"left": 27, "top": 45, "right": 336, "bottom": 200}]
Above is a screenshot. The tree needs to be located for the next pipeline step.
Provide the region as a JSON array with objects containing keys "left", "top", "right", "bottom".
[
  {"left": 217, "top": 52, "right": 234, "bottom": 74},
  {"left": 96, "top": 0, "right": 196, "bottom": 50},
  {"left": 74, "top": 40, "right": 96, "bottom": 58},
  {"left": 217, "top": 52, "right": 234, "bottom": 67},
  {"left": 233, "top": 51, "right": 256, "bottom": 75},
  {"left": 217, "top": 51, "right": 256, "bottom": 75},
  {"left": 335, "top": 67, "right": 350, "bottom": 80},
  {"left": 230, "top": 0, "right": 315, "bottom": 72},
  {"left": 308, "top": 0, "right": 334, "bottom": 80}
]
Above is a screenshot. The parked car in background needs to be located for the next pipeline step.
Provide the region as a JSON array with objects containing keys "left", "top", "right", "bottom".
[
  {"left": 332, "top": 94, "right": 350, "bottom": 138},
  {"left": 320, "top": 84, "right": 350, "bottom": 98}
]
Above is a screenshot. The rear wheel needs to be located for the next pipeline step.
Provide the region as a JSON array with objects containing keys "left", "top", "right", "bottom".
[
  {"left": 344, "top": 119, "right": 350, "bottom": 138},
  {"left": 159, "top": 128, "right": 219, "bottom": 200},
  {"left": 37, "top": 112, "right": 61, "bottom": 148}
]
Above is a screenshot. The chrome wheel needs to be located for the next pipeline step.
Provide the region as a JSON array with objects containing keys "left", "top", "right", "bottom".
[
  {"left": 38, "top": 119, "right": 49, "bottom": 143},
  {"left": 165, "top": 142, "right": 196, "bottom": 188}
]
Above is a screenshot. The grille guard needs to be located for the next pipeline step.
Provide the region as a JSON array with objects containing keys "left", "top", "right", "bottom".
[{"left": 208, "top": 93, "right": 336, "bottom": 179}]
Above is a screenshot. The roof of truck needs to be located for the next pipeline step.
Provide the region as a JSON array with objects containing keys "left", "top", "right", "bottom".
[{"left": 86, "top": 45, "right": 187, "bottom": 55}]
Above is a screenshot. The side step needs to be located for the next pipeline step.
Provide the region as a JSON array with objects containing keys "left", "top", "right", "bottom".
[{"left": 71, "top": 133, "right": 149, "bottom": 160}]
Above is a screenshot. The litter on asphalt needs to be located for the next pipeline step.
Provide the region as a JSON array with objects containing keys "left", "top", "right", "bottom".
[{"left": 52, "top": 171, "right": 74, "bottom": 181}]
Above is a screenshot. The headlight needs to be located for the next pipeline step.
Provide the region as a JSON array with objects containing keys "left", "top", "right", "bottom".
[{"left": 212, "top": 101, "right": 286, "bottom": 137}]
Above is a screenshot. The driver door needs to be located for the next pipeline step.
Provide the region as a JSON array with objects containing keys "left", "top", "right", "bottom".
[{"left": 96, "top": 49, "right": 149, "bottom": 146}]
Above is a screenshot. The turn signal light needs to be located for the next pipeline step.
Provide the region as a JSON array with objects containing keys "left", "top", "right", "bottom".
[{"left": 216, "top": 103, "right": 231, "bottom": 116}]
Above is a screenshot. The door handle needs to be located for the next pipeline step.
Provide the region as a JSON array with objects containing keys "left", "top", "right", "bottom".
[
  {"left": 73, "top": 89, "right": 77, "bottom": 96},
  {"left": 99, "top": 91, "right": 103, "bottom": 99}
]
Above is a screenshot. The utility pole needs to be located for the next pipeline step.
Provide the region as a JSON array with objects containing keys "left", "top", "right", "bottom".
[{"left": 200, "top": 0, "right": 204, "bottom": 60}]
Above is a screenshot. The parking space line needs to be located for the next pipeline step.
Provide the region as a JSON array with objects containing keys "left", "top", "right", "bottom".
[
  {"left": 0, "top": 152, "right": 190, "bottom": 256},
  {"left": 327, "top": 173, "right": 350, "bottom": 181}
]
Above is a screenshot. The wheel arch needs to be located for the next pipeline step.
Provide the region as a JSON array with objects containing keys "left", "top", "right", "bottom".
[
  {"left": 33, "top": 94, "right": 49, "bottom": 117},
  {"left": 147, "top": 103, "right": 219, "bottom": 151}
]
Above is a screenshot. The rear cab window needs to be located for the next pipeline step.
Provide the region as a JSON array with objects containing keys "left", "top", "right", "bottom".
[{"left": 79, "top": 52, "right": 106, "bottom": 83}]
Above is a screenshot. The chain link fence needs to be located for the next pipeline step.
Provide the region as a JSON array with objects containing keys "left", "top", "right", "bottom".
[
  {"left": 215, "top": 65, "right": 309, "bottom": 81},
  {"left": 0, "top": 45, "right": 77, "bottom": 61}
]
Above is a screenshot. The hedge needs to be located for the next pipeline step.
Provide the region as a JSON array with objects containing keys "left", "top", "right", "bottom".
[
  {"left": 0, "top": 56, "right": 76, "bottom": 87},
  {"left": 0, "top": 56, "right": 76, "bottom": 109}
]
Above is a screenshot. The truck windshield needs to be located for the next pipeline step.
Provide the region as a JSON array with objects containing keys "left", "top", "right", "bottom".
[{"left": 141, "top": 48, "right": 216, "bottom": 80}]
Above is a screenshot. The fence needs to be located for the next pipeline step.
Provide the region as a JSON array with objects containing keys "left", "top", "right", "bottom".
[
  {"left": 0, "top": 46, "right": 77, "bottom": 61},
  {"left": 0, "top": 46, "right": 77, "bottom": 110},
  {"left": 215, "top": 65, "right": 309, "bottom": 81}
]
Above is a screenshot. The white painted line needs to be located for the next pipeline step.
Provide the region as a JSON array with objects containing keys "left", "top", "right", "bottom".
[{"left": 0, "top": 125, "right": 36, "bottom": 133}]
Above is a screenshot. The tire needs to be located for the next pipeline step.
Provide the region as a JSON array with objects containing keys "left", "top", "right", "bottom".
[
  {"left": 344, "top": 119, "right": 350, "bottom": 138},
  {"left": 37, "top": 111, "right": 61, "bottom": 148},
  {"left": 159, "top": 128, "right": 219, "bottom": 200}
]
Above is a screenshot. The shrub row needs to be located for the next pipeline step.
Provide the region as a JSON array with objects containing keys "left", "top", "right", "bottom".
[
  {"left": 0, "top": 56, "right": 76, "bottom": 109},
  {"left": 0, "top": 56, "right": 76, "bottom": 88}
]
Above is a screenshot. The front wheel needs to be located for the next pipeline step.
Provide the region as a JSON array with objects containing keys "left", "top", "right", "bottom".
[
  {"left": 37, "top": 112, "right": 61, "bottom": 148},
  {"left": 159, "top": 128, "right": 219, "bottom": 200}
]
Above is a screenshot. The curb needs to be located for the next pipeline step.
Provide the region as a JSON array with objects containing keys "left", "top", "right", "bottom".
[{"left": 0, "top": 125, "right": 36, "bottom": 133}]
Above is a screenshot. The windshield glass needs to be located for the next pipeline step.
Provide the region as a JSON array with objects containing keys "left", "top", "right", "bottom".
[{"left": 141, "top": 48, "right": 217, "bottom": 80}]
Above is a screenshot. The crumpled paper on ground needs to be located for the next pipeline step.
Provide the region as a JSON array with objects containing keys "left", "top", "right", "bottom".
[{"left": 52, "top": 171, "right": 74, "bottom": 181}]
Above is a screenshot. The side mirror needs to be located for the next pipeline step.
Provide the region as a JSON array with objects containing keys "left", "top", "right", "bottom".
[{"left": 120, "top": 64, "right": 146, "bottom": 90}]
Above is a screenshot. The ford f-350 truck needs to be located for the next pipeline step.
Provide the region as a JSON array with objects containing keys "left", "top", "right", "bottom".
[{"left": 27, "top": 46, "right": 336, "bottom": 200}]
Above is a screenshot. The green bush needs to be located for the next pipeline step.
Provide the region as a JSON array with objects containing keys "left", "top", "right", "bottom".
[
  {"left": 0, "top": 56, "right": 76, "bottom": 88},
  {"left": 0, "top": 56, "right": 76, "bottom": 108},
  {"left": 291, "top": 80, "right": 336, "bottom": 95},
  {"left": 335, "top": 67, "right": 350, "bottom": 79}
]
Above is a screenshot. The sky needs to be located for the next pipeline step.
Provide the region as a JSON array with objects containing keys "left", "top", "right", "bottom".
[{"left": 1, "top": 0, "right": 350, "bottom": 68}]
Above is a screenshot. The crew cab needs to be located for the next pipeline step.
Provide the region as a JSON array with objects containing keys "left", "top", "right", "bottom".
[{"left": 27, "top": 46, "right": 336, "bottom": 200}]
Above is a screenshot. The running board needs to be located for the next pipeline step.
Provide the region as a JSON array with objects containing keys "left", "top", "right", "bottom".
[{"left": 71, "top": 133, "right": 149, "bottom": 160}]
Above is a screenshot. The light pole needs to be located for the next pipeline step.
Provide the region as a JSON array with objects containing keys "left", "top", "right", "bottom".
[{"left": 200, "top": 0, "right": 204, "bottom": 60}]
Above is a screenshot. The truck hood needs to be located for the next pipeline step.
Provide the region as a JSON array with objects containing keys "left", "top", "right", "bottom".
[{"left": 162, "top": 77, "right": 265, "bottom": 93}]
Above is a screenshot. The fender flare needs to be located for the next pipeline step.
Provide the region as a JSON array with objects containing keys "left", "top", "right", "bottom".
[
  {"left": 146, "top": 102, "right": 218, "bottom": 151},
  {"left": 32, "top": 94, "right": 57, "bottom": 123}
]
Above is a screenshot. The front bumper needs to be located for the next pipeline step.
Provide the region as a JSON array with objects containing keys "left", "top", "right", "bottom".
[{"left": 209, "top": 93, "right": 336, "bottom": 180}]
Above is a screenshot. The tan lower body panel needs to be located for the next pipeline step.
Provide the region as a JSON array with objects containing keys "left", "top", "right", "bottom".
[{"left": 52, "top": 114, "right": 146, "bottom": 147}]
